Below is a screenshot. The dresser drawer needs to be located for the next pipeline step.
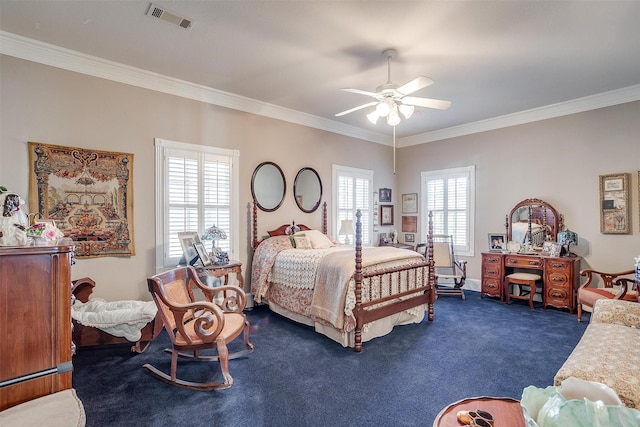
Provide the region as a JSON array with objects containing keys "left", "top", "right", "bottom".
[
  {"left": 483, "top": 264, "right": 502, "bottom": 278},
  {"left": 546, "top": 271, "right": 570, "bottom": 287},
  {"left": 482, "top": 279, "right": 503, "bottom": 297},
  {"left": 505, "top": 255, "right": 543, "bottom": 269},
  {"left": 545, "top": 259, "right": 572, "bottom": 272},
  {"left": 545, "top": 286, "right": 571, "bottom": 305},
  {"left": 482, "top": 253, "right": 503, "bottom": 264}
]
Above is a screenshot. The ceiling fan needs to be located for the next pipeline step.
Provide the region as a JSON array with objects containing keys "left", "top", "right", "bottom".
[{"left": 336, "top": 49, "right": 451, "bottom": 126}]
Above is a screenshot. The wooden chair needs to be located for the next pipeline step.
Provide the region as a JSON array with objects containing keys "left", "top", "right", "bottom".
[
  {"left": 144, "top": 266, "right": 253, "bottom": 390},
  {"left": 577, "top": 268, "right": 636, "bottom": 322},
  {"left": 418, "top": 235, "right": 467, "bottom": 300}
]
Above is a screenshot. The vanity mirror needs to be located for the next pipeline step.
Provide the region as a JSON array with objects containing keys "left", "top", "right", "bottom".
[
  {"left": 506, "top": 198, "right": 563, "bottom": 247},
  {"left": 293, "top": 167, "right": 322, "bottom": 213},
  {"left": 251, "top": 161, "right": 286, "bottom": 212}
]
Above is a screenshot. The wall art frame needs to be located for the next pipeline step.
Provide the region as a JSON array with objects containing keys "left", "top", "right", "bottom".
[
  {"left": 401, "top": 193, "right": 418, "bottom": 213},
  {"left": 28, "top": 142, "right": 135, "bottom": 258},
  {"left": 599, "top": 172, "right": 630, "bottom": 234},
  {"left": 379, "top": 188, "right": 392, "bottom": 203},
  {"left": 401, "top": 215, "right": 417, "bottom": 233},
  {"left": 405, "top": 233, "right": 415, "bottom": 243},
  {"left": 380, "top": 204, "right": 394, "bottom": 226}
]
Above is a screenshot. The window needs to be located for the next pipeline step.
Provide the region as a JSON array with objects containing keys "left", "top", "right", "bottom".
[
  {"left": 421, "top": 166, "right": 475, "bottom": 256},
  {"left": 332, "top": 164, "right": 372, "bottom": 245},
  {"left": 155, "top": 139, "right": 239, "bottom": 270}
]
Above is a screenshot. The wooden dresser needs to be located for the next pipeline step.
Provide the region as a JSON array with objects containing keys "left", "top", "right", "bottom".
[
  {"left": 0, "top": 245, "right": 74, "bottom": 410},
  {"left": 481, "top": 252, "right": 581, "bottom": 313}
]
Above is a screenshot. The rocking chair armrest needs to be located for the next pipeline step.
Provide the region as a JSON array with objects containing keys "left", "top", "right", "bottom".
[
  {"left": 170, "top": 300, "right": 226, "bottom": 340},
  {"left": 201, "top": 285, "right": 248, "bottom": 313}
]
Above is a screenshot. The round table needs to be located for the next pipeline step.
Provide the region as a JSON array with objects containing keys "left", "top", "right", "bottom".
[{"left": 432, "top": 396, "right": 525, "bottom": 427}]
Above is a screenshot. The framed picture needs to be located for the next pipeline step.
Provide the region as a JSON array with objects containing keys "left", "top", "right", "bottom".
[
  {"left": 379, "top": 188, "right": 392, "bottom": 203},
  {"left": 401, "top": 216, "right": 417, "bottom": 233},
  {"left": 541, "top": 241, "right": 554, "bottom": 256},
  {"left": 379, "top": 233, "right": 388, "bottom": 245},
  {"left": 401, "top": 193, "right": 418, "bottom": 213},
  {"left": 599, "top": 173, "right": 630, "bottom": 234},
  {"left": 549, "top": 242, "right": 562, "bottom": 257},
  {"left": 178, "top": 231, "right": 201, "bottom": 265},
  {"left": 380, "top": 204, "right": 394, "bottom": 225},
  {"left": 405, "top": 233, "right": 415, "bottom": 243},
  {"left": 488, "top": 233, "right": 506, "bottom": 251},
  {"left": 194, "top": 242, "right": 212, "bottom": 266}
]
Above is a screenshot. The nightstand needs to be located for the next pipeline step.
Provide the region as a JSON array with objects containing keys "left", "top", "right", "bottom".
[{"left": 196, "top": 260, "right": 244, "bottom": 288}]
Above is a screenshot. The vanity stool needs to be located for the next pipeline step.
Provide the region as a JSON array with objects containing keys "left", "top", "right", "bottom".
[{"left": 504, "top": 272, "right": 542, "bottom": 310}]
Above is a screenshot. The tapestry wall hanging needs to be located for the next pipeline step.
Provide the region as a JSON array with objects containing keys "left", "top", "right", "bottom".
[{"left": 28, "top": 142, "right": 135, "bottom": 258}]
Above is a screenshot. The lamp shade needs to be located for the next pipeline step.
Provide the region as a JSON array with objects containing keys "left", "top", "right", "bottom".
[
  {"left": 202, "top": 225, "right": 227, "bottom": 241},
  {"left": 557, "top": 230, "right": 577, "bottom": 246},
  {"left": 339, "top": 219, "right": 354, "bottom": 236}
]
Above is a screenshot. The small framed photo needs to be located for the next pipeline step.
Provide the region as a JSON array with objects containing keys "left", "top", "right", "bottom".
[
  {"left": 405, "top": 233, "right": 415, "bottom": 243},
  {"left": 379, "top": 188, "right": 392, "bottom": 203},
  {"left": 380, "top": 205, "right": 394, "bottom": 225},
  {"left": 548, "top": 242, "right": 562, "bottom": 257},
  {"left": 379, "top": 233, "right": 388, "bottom": 245},
  {"left": 178, "top": 231, "right": 201, "bottom": 265},
  {"left": 194, "top": 242, "right": 212, "bottom": 266},
  {"left": 488, "top": 233, "right": 506, "bottom": 251},
  {"left": 401, "top": 193, "right": 418, "bottom": 213}
]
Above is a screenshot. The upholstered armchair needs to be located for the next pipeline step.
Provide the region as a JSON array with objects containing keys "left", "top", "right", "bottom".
[{"left": 576, "top": 268, "right": 636, "bottom": 322}]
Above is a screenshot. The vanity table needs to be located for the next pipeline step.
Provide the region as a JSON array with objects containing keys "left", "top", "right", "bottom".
[
  {"left": 481, "top": 198, "right": 581, "bottom": 314},
  {"left": 481, "top": 252, "right": 581, "bottom": 313}
]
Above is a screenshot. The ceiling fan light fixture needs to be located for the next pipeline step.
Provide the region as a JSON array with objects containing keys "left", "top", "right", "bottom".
[
  {"left": 367, "top": 110, "right": 380, "bottom": 124},
  {"left": 387, "top": 108, "right": 401, "bottom": 126},
  {"left": 399, "top": 104, "right": 414, "bottom": 119},
  {"left": 375, "top": 101, "right": 390, "bottom": 117}
]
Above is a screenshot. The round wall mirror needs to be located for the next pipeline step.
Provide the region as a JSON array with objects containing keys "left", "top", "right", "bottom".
[
  {"left": 251, "top": 161, "right": 286, "bottom": 212},
  {"left": 294, "top": 167, "right": 322, "bottom": 213}
]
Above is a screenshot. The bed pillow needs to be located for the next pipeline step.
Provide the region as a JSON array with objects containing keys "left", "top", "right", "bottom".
[
  {"left": 293, "top": 235, "right": 312, "bottom": 249},
  {"left": 295, "top": 229, "right": 335, "bottom": 249}
]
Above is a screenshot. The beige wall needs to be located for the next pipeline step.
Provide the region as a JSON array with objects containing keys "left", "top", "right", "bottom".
[
  {"left": 1, "top": 55, "right": 638, "bottom": 300},
  {"left": 0, "top": 55, "right": 396, "bottom": 301},
  {"left": 397, "top": 101, "right": 640, "bottom": 287}
]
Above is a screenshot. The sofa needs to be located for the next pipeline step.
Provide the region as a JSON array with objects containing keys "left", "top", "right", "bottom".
[{"left": 554, "top": 298, "right": 640, "bottom": 409}]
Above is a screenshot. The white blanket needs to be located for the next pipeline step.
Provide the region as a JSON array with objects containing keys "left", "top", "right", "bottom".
[{"left": 71, "top": 298, "right": 157, "bottom": 342}]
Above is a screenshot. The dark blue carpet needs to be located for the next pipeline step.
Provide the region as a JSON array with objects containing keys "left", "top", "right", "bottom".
[{"left": 72, "top": 291, "right": 589, "bottom": 426}]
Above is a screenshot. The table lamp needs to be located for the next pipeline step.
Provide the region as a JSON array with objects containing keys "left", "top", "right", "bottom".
[
  {"left": 339, "top": 219, "right": 354, "bottom": 245},
  {"left": 201, "top": 225, "right": 227, "bottom": 259},
  {"left": 557, "top": 229, "right": 578, "bottom": 257}
]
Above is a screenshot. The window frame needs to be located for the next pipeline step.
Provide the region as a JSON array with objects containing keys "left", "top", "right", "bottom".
[
  {"left": 332, "top": 164, "right": 373, "bottom": 246},
  {"left": 154, "top": 138, "right": 240, "bottom": 271},
  {"left": 420, "top": 165, "right": 475, "bottom": 257}
]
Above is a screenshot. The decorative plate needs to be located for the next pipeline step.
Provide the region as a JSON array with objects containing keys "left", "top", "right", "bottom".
[{"left": 507, "top": 241, "right": 521, "bottom": 253}]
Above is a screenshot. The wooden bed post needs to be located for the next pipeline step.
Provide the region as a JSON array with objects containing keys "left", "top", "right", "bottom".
[
  {"left": 322, "top": 202, "right": 327, "bottom": 234},
  {"left": 354, "top": 209, "right": 363, "bottom": 352},
  {"left": 427, "top": 211, "right": 435, "bottom": 320},
  {"left": 252, "top": 199, "right": 258, "bottom": 249}
]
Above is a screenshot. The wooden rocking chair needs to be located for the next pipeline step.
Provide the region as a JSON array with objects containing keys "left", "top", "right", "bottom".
[
  {"left": 419, "top": 234, "right": 467, "bottom": 300},
  {"left": 144, "top": 266, "right": 253, "bottom": 390}
]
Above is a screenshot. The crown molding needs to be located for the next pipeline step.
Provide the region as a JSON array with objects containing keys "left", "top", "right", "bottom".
[
  {"left": 2, "top": 31, "right": 638, "bottom": 148},
  {"left": 0, "top": 31, "right": 388, "bottom": 144},
  {"left": 398, "top": 84, "right": 640, "bottom": 147}
]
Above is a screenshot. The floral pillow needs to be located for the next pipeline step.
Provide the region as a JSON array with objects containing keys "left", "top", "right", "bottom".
[{"left": 293, "top": 235, "right": 312, "bottom": 249}]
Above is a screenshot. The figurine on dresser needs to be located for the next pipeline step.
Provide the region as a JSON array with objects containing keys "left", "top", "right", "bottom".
[{"left": 0, "top": 189, "right": 29, "bottom": 246}]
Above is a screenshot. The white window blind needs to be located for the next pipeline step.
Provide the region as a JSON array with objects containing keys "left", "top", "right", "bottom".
[
  {"left": 333, "top": 165, "right": 372, "bottom": 245},
  {"left": 421, "top": 166, "right": 475, "bottom": 256},
  {"left": 155, "top": 139, "right": 239, "bottom": 270}
]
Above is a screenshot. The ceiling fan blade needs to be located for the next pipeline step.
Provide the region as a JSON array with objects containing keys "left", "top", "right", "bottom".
[
  {"left": 396, "top": 76, "right": 434, "bottom": 96},
  {"left": 341, "top": 88, "right": 380, "bottom": 98},
  {"left": 335, "top": 101, "right": 378, "bottom": 117},
  {"left": 402, "top": 96, "right": 451, "bottom": 110}
]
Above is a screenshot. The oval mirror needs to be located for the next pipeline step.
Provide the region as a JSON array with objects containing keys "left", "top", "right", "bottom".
[
  {"left": 294, "top": 167, "right": 322, "bottom": 213},
  {"left": 251, "top": 162, "right": 286, "bottom": 212}
]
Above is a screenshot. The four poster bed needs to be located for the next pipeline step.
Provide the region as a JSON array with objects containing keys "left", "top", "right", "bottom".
[{"left": 250, "top": 202, "right": 435, "bottom": 352}]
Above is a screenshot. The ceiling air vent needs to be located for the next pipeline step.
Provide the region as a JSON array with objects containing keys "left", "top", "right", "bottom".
[{"left": 146, "top": 3, "right": 192, "bottom": 29}]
